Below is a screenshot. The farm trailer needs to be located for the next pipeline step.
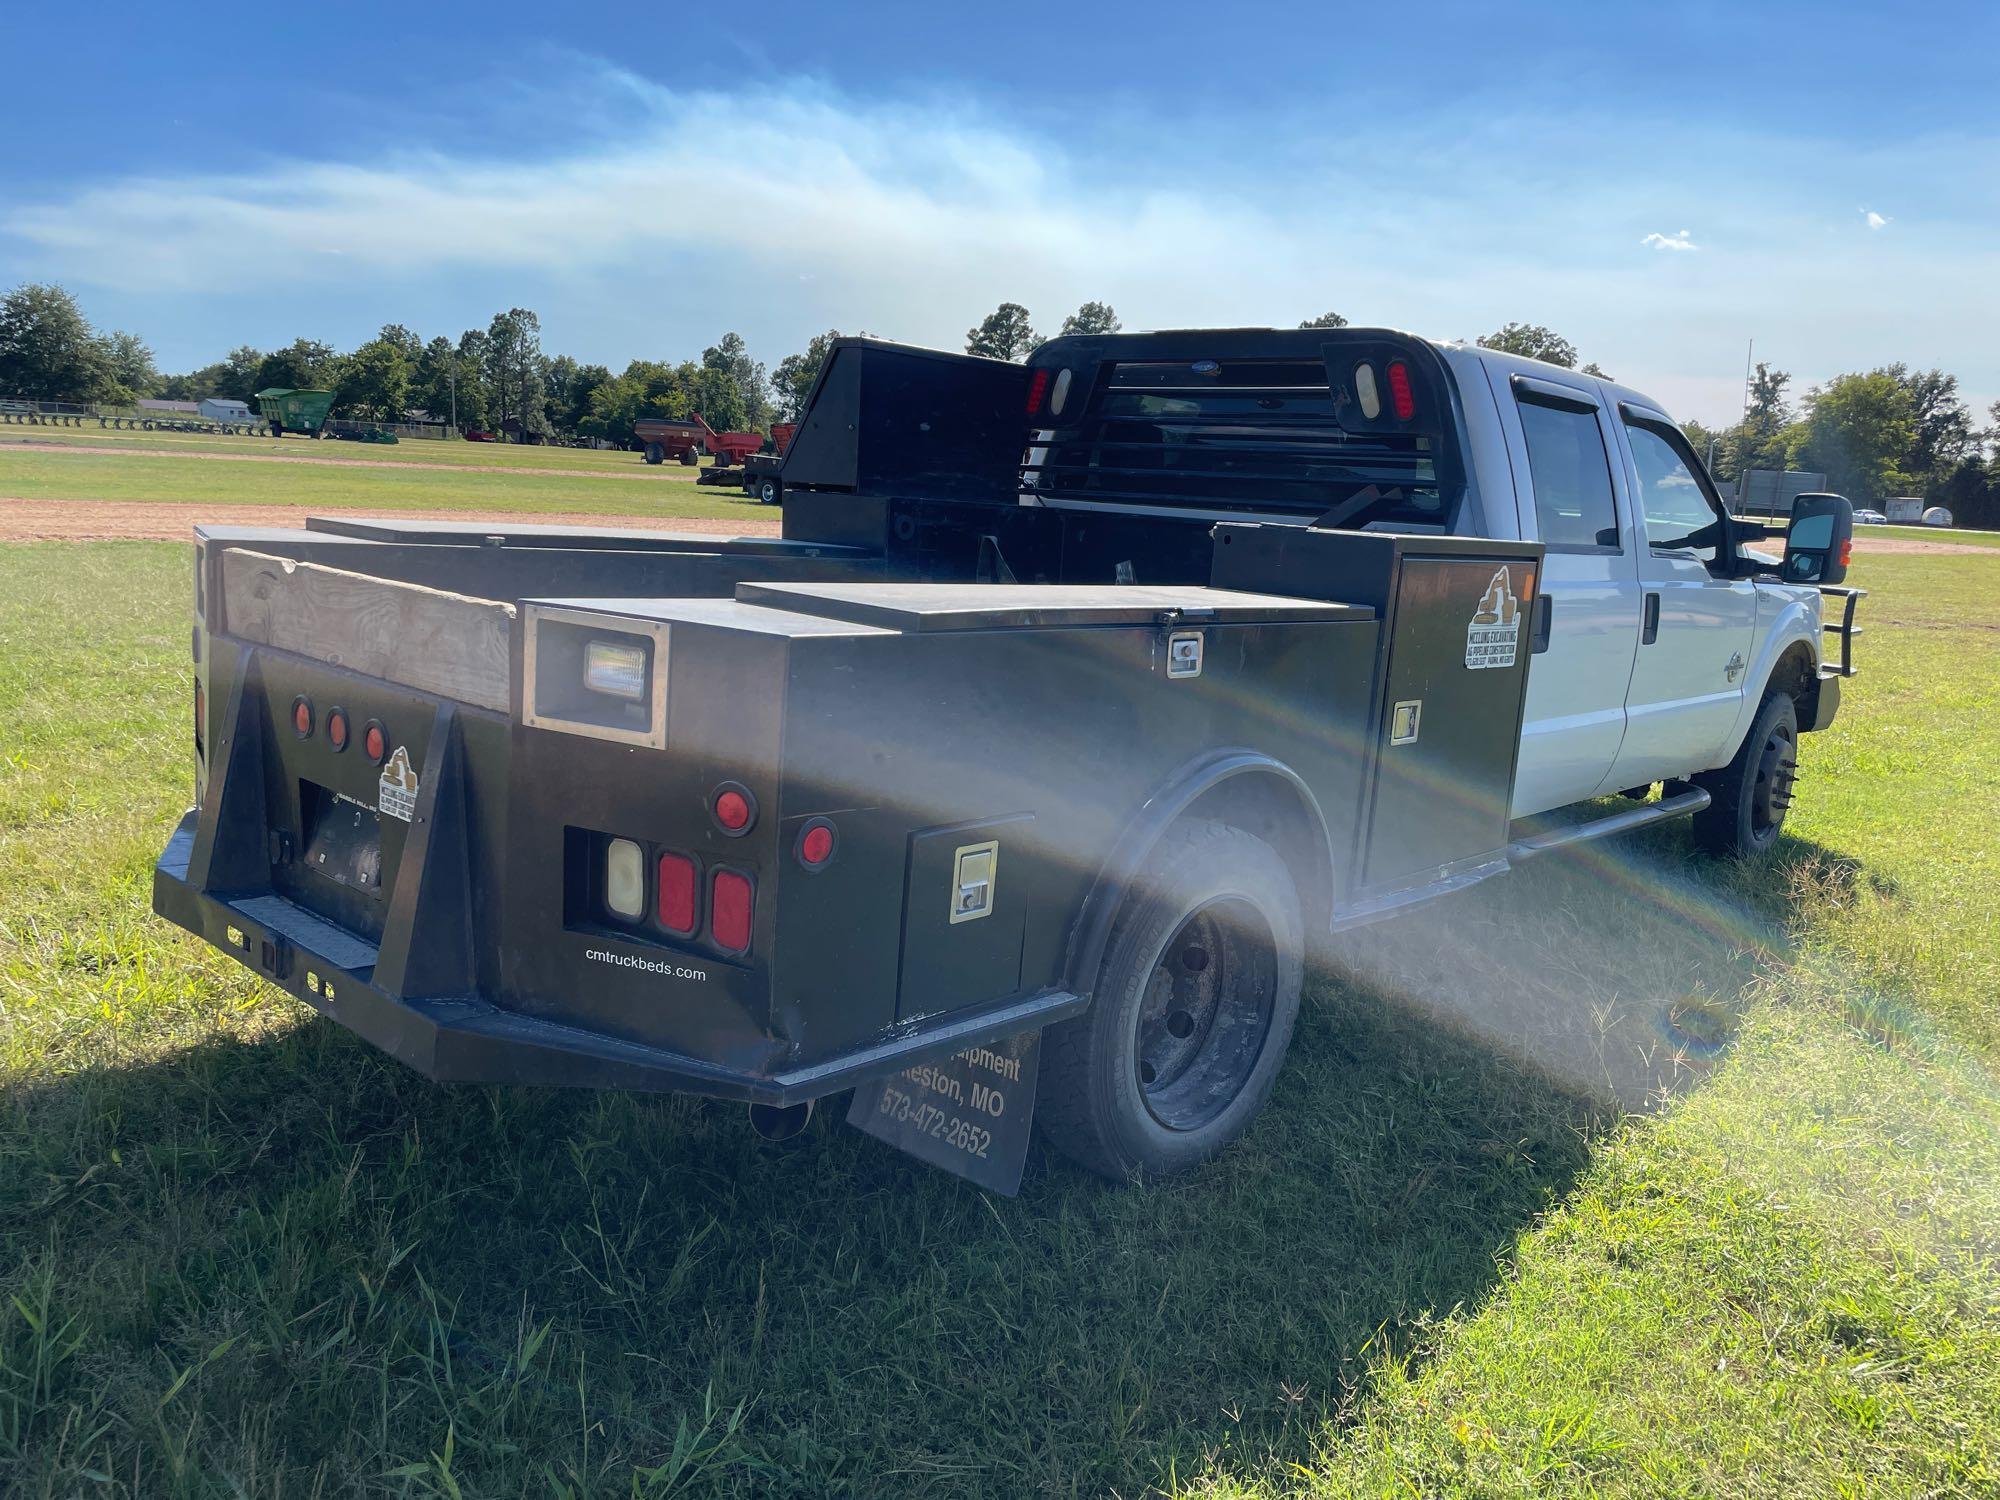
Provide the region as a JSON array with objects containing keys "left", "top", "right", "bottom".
[{"left": 156, "top": 330, "right": 1860, "bottom": 1192}]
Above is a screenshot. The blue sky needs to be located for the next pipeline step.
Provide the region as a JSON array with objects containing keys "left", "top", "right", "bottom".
[{"left": 4, "top": 0, "right": 1995, "bottom": 425}]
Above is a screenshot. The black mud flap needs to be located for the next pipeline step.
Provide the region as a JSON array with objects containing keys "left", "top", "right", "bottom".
[{"left": 847, "top": 1030, "right": 1041, "bottom": 1195}]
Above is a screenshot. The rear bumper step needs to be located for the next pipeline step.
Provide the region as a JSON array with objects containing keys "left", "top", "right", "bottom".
[{"left": 154, "top": 824, "right": 1081, "bottom": 1105}]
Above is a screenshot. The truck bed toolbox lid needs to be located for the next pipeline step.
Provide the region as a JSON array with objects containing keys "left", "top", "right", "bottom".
[{"left": 728, "top": 581, "right": 1374, "bottom": 631}]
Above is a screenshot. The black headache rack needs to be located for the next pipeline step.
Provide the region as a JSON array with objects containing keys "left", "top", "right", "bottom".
[
  {"left": 775, "top": 330, "right": 1476, "bottom": 590},
  {"left": 1018, "top": 328, "right": 1469, "bottom": 530}
]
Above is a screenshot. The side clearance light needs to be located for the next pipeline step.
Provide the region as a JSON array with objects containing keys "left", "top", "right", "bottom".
[
  {"left": 712, "top": 784, "right": 755, "bottom": 835},
  {"left": 605, "top": 838, "right": 646, "bottom": 920},
  {"left": 326, "top": 707, "right": 350, "bottom": 752},
  {"left": 291, "top": 695, "right": 313, "bottom": 738},
  {"left": 796, "top": 819, "right": 836, "bottom": 870},
  {"left": 710, "top": 869, "right": 753, "bottom": 954},
  {"left": 657, "top": 851, "right": 699, "bottom": 936}
]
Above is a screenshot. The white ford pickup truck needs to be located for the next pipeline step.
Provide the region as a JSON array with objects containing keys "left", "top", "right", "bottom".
[{"left": 158, "top": 327, "right": 1862, "bottom": 1190}]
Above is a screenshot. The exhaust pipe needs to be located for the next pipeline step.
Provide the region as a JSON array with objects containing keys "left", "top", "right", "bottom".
[{"left": 747, "top": 1098, "right": 814, "bottom": 1143}]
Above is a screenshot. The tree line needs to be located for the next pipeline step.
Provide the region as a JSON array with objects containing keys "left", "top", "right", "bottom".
[{"left": 6, "top": 282, "right": 1994, "bottom": 519}]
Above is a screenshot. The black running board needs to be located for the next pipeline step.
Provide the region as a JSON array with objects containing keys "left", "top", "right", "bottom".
[{"left": 1508, "top": 787, "right": 1711, "bottom": 863}]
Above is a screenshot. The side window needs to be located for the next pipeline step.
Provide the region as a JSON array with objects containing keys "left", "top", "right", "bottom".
[
  {"left": 1625, "top": 422, "right": 1726, "bottom": 567},
  {"left": 1515, "top": 395, "right": 1620, "bottom": 550}
]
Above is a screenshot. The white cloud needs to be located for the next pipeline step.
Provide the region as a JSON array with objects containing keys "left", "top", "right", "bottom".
[
  {"left": 1640, "top": 228, "right": 1699, "bottom": 251},
  {"left": 1863, "top": 208, "right": 1891, "bottom": 229}
]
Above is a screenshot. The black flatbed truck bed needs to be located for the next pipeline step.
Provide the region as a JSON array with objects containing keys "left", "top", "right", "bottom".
[{"left": 158, "top": 330, "right": 1560, "bottom": 1189}]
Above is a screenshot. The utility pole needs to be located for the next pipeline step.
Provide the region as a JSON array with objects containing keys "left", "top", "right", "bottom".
[
  {"left": 1741, "top": 338, "right": 1754, "bottom": 420},
  {"left": 449, "top": 363, "right": 458, "bottom": 435}
]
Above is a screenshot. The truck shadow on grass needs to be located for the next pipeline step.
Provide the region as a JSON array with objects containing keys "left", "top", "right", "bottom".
[{"left": 3, "top": 826, "right": 1845, "bottom": 1497}]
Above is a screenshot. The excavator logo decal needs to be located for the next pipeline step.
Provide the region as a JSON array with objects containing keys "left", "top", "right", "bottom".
[
  {"left": 378, "top": 745, "right": 420, "bottom": 823},
  {"left": 1465, "top": 568, "right": 1522, "bottom": 670}
]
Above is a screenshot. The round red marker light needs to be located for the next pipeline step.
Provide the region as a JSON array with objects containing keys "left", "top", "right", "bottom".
[
  {"left": 798, "top": 821, "right": 835, "bottom": 868},
  {"left": 291, "top": 696, "right": 313, "bottom": 738},
  {"left": 363, "top": 720, "right": 387, "bottom": 764},
  {"left": 326, "top": 707, "right": 349, "bottom": 752},
  {"left": 712, "top": 785, "right": 754, "bottom": 834}
]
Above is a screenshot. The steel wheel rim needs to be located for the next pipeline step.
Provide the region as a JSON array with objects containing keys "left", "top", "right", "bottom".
[
  {"left": 1751, "top": 721, "right": 1797, "bottom": 840},
  {"left": 1134, "top": 896, "right": 1277, "bottom": 1131}
]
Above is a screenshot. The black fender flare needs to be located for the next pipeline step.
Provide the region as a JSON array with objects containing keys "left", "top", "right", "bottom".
[{"left": 1062, "top": 748, "right": 1334, "bottom": 996}]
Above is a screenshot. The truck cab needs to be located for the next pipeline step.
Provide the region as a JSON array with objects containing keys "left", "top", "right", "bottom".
[{"left": 1439, "top": 345, "right": 1838, "bottom": 822}]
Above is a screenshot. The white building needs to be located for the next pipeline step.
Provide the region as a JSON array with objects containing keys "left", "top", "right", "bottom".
[{"left": 198, "top": 398, "right": 256, "bottom": 425}]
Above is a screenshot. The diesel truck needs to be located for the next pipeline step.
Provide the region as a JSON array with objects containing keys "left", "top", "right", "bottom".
[{"left": 156, "top": 328, "right": 1862, "bottom": 1192}]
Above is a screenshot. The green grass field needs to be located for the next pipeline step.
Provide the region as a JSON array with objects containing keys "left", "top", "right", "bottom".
[
  {"left": 1, "top": 543, "right": 1996, "bottom": 1496},
  {"left": 0, "top": 444, "right": 771, "bottom": 521}
]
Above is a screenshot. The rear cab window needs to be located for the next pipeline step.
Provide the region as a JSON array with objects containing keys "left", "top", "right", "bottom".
[{"left": 1511, "top": 378, "right": 1621, "bottom": 551}]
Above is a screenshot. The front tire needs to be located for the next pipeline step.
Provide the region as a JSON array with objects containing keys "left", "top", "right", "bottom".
[
  {"left": 1692, "top": 691, "right": 1799, "bottom": 858},
  {"left": 1037, "top": 819, "right": 1303, "bottom": 1181}
]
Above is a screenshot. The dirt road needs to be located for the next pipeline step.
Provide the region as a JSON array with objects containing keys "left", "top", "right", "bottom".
[
  {"left": 0, "top": 499, "right": 782, "bottom": 542},
  {"left": 0, "top": 437, "right": 688, "bottom": 484}
]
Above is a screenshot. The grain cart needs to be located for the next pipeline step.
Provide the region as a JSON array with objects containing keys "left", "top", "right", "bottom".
[
  {"left": 634, "top": 413, "right": 766, "bottom": 476},
  {"left": 255, "top": 387, "right": 335, "bottom": 438},
  {"left": 158, "top": 330, "right": 1860, "bottom": 1193}
]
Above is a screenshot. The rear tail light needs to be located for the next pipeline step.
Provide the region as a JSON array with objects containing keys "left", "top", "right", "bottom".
[
  {"left": 657, "top": 851, "right": 698, "bottom": 935},
  {"left": 710, "top": 869, "right": 753, "bottom": 953},
  {"left": 1386, "top": 360, "right": 1416, "bottom": 421},
  {"left": 605, "top": 838, "right": 646, "bottom": 920},
  {"left": 711, "top": 784, "right": 755, "bottom": 834},
  {"left": 291, "top": 695, "right": 313, "bottom": 738},
  {"left": 326, "top": 707, "right": 349, "bottom": 752},
  {"left": 1024, "top": 367, "right": 1050, "bottom": 414},
  {"left": 363, "top": 720, "right": 387, "bottom": 764}
]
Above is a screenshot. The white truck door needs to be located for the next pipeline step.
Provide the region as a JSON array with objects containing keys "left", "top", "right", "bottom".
[
  {"left": 1497, "top": 371, "right": 1643, "bottom": 818},
  {"left": 1601, "top": 410, "right": 1759, "bottom": 789}
]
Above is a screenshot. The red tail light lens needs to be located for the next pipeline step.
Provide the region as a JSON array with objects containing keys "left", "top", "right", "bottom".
[
  {"left": 326, "top": 707, "right": 349, "bottom": 752},
  {"left": 657, "top": 852, "right": 698, "bottom": 936},
  {"left": 797, "top": 820, "right": 836, "bottom": 869},
  {"left": 1025, "top": 367, "right": 1050, "bottom": 415},
  {"left": 291, "top": 695, "right": 313, "bottom": 738},
  {"left": 710, "top": 869, "right": 753, "bottom": 953},
  {"left": 363, "top": 720, "right": 387, "bottom": 764},
  {"left": 1386, "top": 360, "right": 1416, "bottom": 421},
  {"left": 712, "top": 784, "right": 754, "bottom": 834}
]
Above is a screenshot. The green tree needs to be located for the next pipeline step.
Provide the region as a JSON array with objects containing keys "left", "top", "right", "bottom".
[
  {"left": 454, "top": 329, "right": 494, "bottom": 428},
  {"left": 218, "top": 346, "right": 266, "bottom": 402},
  {"left": 411, "top": 337, "right": 466, "bottom": 427},
  {"left": 103, "top": 331, "right": 159, "bottom": 399},
  {"left": 1298, "top": 311, "right": 1350, "bottom": 329},
  {"left": 1719, "top": 362, "right": 1793, "bottom": 483},
  {"left": 1879, "top": 364, "right": 1973, "bottom": 490},
  {"left": 334, "top": 331, "right": 412, "bottom": 421},
  {"left": 555, "top": 361, "right": 610, "bottom": 435},
  {"left": 252, "top": 338, "right": 339, "bottom": 395},
  {"left": 1790, "top": 370, "right": 1919, "bottom": 502},
  {"left": 0, "top": 282, "right": 125, "bottom": 402},
  {"left": 966, "top": 302, "right": 1040, "bottom": 361},
  {"left": 483, "top": 309, "right": 547, "bottom": 439},
  {"left": 702, "top": 332, "right": 771, "bottom": 428},
  {"left": 585, "top": 359, "right": 692, "bottom": 445},
  {"left": 1058, "top": 302, "right": 1121, "bottom": 337},
  {"left": 1476, "top": 322, "right": 1579, "bottom": 369},
  {"left": 772, "top": 329, "right": 845, "bottom": 423}
]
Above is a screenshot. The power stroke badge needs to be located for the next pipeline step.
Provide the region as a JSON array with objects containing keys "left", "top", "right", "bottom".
[{"left": 1465, "top": 567, "right": 1522, "bottom": 670}]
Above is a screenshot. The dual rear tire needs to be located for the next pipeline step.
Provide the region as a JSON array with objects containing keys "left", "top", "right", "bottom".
[{"left": 1037, "top": 820, "right": 1304, "bottom": 1181}]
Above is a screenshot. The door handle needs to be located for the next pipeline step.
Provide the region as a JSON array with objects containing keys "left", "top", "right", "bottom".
[
  {"left": 1642, "top": 592, "right": 1661, "bottom": 645},
  {"left": 1531, "top": 594, "right": 1554, "bottom": 654}
]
